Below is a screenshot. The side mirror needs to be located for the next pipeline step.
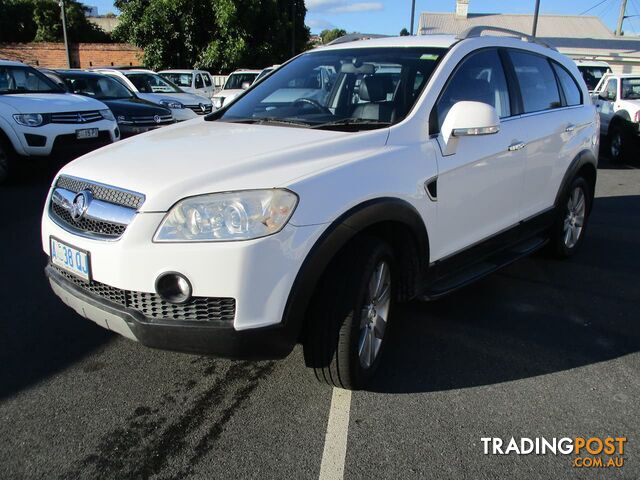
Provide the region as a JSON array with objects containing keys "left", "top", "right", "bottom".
[{"left": 439, "top": 101, "right": 500, "bottom": 156}]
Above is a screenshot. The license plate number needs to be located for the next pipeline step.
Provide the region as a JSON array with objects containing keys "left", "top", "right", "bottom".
[
  {"left": 76, "top": 128, "right": 99, "bottom": 140},
  {"left": 50, "top": 237, "right": 91, "bottom": 281}
]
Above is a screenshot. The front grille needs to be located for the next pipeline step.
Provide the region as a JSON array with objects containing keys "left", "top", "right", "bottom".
[
  {"left": 130, "top": 114, "right": 173, "bottom": 125},
  {"left": 51, "top": 110, "right": 104, "bottom": 124},
  {"left": 51, "top": 202, "right": 126, "bottom": 238},
  {"left": 185, "top": 104, "right": 213, "bottom": 115},
  {"left": 56, "top": 176, "right": 144, "bottom": 209},
  {"left": 53, "top": 265, "right": 236, "bottom": 322}
]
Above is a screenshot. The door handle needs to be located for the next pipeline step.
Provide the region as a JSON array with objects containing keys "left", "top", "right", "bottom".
[
  {"left": 565, "top": 124, "right": 576, "bottom": 133},
  {"left": 508, "top": 142, "right": 526, "bottom": 152}
]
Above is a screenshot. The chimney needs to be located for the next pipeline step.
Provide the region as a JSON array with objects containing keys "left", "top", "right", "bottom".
[{"left": 456, "top": 0, "right": 469, "bottom": 18}]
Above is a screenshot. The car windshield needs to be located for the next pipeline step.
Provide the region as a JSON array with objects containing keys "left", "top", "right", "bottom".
[
  {"left": 621, "top": 78, "right": 640, "bottom": 99},
  {"left": 125, "top": 72, "right": 182, "bottom": 93},
  {"left": 224, "top": 73, "right": 259, "bottom": 90},
  {"left": 63, "top": 74, "right": 134, "bottom": 99},
  {"left": 161, "top": 72, "right": 193, "bottom": 88},
  {"left": 214, "top": 47, "right": 445, "bottom": 131},
  {"left": 0, "top": 65, "right": 64, "bottom": 94},
  {"left": 578, "top": 66, "right": 610, "bottom": 90}
]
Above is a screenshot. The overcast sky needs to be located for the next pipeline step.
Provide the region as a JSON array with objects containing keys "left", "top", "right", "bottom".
[{"left": 90, "top": 0, "right": 640, "bottom": 36}]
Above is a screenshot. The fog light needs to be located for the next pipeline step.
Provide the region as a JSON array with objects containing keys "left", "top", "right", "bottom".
[{"left": 155, "top": 272, "right": 192, "bottom": 304}]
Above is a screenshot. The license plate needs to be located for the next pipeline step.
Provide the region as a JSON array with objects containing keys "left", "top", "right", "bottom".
[
  {"left": 76, "top": 128, "right": 99, "bottom": 140},
  {"left": 50, "top": 237, "right": 91, "bottom": 281}
]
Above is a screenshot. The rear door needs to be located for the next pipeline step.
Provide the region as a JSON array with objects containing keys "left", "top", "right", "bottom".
[
  {"left": 506, "top": 49, "right": 591, "bottom": 219},
  {"left": 430, "top": 48, "right": 527, "bottom": 258}
]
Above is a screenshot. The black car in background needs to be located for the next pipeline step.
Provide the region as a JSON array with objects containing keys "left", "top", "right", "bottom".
[{"left": 43, "top": 70, "right": 175, "bottom": 138}]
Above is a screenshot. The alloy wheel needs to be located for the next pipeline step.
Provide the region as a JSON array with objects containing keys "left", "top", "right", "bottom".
[
  {"left": 358, "top": 260, "right": 391, "bottom": 369},
  {"left": 563, "top": 186, "right": 586, "bottom": 249}
]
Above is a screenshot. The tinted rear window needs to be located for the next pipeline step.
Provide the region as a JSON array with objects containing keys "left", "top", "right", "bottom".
[
  {"left": 552, "top": 62, "right": 582, "bottom": 106},
  {"left": 509, "top": 50, "right": 561, "bottom": 114}
]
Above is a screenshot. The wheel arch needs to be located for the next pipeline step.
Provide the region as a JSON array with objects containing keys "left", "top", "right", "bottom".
[
  {"left": 554, "top": 149, "right": 597, "bottom": 214},
  {"left": 281, "top": 197, "right": 430, "bottom": 343}
]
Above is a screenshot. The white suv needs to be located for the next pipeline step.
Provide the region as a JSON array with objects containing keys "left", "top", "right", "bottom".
[
  {"left": 211, "top": 69, "right": 261, "bottom": 109},
  {"left": 42, "top": 31, "right": 598, "bottom": 390},
  {"left": 0, "top": 60, "right": 119, "bottom": 184},
  {"left": 158, "top": 69, "right": 216, "bottom": 98},
  {"left": 592, "top": 72, "right": 640, "bottom": 162}
]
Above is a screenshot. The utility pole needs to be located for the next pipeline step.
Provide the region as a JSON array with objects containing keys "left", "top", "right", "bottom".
[
  {"left": 531, "top": 0, "right": 541, "bottom": 37},
  {"left": 616, "top": 0, "right": 628, "bottom": 35},
  {"left": 291, "top": 1, "right": 296, "bottom": 56},
  {"left": 59, "top": 0, "right": 71, "bottom": 68},
  {"left": 410, "top": 0, "right": 416, "bottom": 35}
]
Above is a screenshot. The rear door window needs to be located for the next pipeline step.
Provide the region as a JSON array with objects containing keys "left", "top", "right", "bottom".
[
  {"left": 551, "top": 62, "right": 582, "bottom": 106},
  {"left": 509, "top": 50, "right": 561, "bottom": 113},
  {"left": 203, "top": 74, "right": 212, "bottom": 87}
]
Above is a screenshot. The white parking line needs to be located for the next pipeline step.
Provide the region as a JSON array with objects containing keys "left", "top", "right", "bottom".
[{"left": 319, "top": 388, "right": 352, "bottom": 480}]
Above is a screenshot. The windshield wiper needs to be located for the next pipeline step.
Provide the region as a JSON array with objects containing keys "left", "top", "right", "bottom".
[
  {"left": 225, "top": 117, "right": 312, "bottom": 128},
  {"left": 311, "top": 118, "right": 391, "bottom": 130}
]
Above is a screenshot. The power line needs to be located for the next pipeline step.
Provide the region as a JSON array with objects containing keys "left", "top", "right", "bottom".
[{"left": 580, "top": 0, "right": 610, "bottom": 15}]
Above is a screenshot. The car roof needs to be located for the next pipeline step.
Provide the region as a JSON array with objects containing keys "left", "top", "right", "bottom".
[
  {"left": 602, "top": 73, "right": 640, "bottom": 78},
  {"left": 0, "top": 59, "right": 28, "bottom": 67},
  {"left": 159, "top": 69, "right": 207, "bottom": 74},
  {"left": 56, "top": 69, "right": 105, "bottom": 77},
  {"left": 231, "top": 69, "right": 262, "bottom": 74},
  {"left": 574, "top": 60, "right": 610, "bottom": 67},
  {"left": 316, "top": 34, "right": 458, "bottom": 51}
]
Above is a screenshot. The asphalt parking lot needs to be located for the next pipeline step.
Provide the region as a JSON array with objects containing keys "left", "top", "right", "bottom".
[{"left": 0, "top": 154, "right": 639, "bottom": 480}]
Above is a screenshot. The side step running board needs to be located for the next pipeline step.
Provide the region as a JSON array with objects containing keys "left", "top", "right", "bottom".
[{"left": 418, "top": 236, "right": 548, "bottom": 301}]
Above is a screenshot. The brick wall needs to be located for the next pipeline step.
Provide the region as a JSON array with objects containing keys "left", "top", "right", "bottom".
[{"left": 0, "top": 42, "right": 143, "bottom": 69}]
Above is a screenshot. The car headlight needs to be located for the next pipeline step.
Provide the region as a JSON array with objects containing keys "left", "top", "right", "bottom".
[
  {"left": 13, "top": 113, "right": 44, "bottom": 127},
  {"left": 100, "top": 109, "right": 116, "bottom": 121},
  {"left": 212, "top": 97, "right": 224, "bottom": 109},
  {"left": 154, "top": 189, "right": 298, "bottom": 242},
  {"left": 160, "top": 100, "right": 184, "bottom": 109}
]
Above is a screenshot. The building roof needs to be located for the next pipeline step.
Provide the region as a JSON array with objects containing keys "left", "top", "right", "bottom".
[{"left": 418, "top": 13, "right": 615, "bottom": 39}]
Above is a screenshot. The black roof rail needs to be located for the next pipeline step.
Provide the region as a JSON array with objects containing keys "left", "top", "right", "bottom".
[{"left": 456, "top": 26, "right": 557, "bottom": 50}]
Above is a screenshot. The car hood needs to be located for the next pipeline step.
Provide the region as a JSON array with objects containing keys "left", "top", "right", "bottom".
[
  {"left": 101, "top": 98, "right": 171, "bottom": 117},
  {"left": 59, "top": 118, "right": 389, "bottom": 212},
  {"left": 213, "top": 89, "right": 243, "bottom": 100},
  {"left": 0, "top": 93, "right": 107, "bottom": 113}
]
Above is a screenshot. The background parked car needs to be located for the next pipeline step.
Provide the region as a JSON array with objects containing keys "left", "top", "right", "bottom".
[
  {"left": 92, "top": 69, "right": 212, "bottom": 121},
  {"left": 593, "top": 72, "right": 640, "bottom": 162},
  {"left": 158, "top": 69, "right": 215, "bottom": 98},
  {"left": 574, "top": 59, "right": 612, "bottom": 92},
  {"left": 45, "top": 70, "right": 175, "bottom": 138},
  {"left": 211, "top": 69, "right": 261, "bottom": 110},
  {"left": 255, "top": 65, "right": 281, "bottom": 82},
  {"left": 0, "top": 60, "right": 118, "bottom": 184}
]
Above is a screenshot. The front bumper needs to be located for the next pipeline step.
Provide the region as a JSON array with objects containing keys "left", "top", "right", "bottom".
[
  {"left": 119, "top": 123, "right": 173, "bottom": 138},
  {"left": 12, "top": 120, "right": 119, "bottom": 157},
  {"left": 46, "top": 265, "right": 296, "bottom": 359}
]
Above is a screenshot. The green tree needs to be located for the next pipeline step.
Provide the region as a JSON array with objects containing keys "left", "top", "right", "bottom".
[
  {"left": 399, "top": 27, "right": 410, "bottom": 36},
  {"left": 114, "top": 0, "right": 310, "bottom": 72},
  {"left": 0, "top": 0, "right": 109, "bottom": 43},
  {"left": 319, "top": 28, "right": 346, "bottom": 44},
  {"left": 0, "top": 0, "right": 37, "bottom": 42}
]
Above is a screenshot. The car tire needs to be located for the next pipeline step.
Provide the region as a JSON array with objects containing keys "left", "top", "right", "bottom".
[
  {"left": 548, "top": 176, "right": 591, "bottom": 259},
  {"left": 303, "top": 236, "right": 394, "bottom": 390},
  {"left": 608, "top": 123, "right": 627, "bottom": 164},
  {"left": 0, "top": 138, "right": 14, "bottom": 185}
]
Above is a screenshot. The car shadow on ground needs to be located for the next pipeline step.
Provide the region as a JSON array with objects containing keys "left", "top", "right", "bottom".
[
  {"left": 0, "top": 164, "right": 113, "bottom": 400},
  {"left": 369, "top": 194, "right": 640, "bottom": 394}
]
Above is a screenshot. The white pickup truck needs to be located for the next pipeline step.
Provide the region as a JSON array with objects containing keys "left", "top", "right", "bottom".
[{"left": 592, "top": 73, "right": 640, "bottom": 162}]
